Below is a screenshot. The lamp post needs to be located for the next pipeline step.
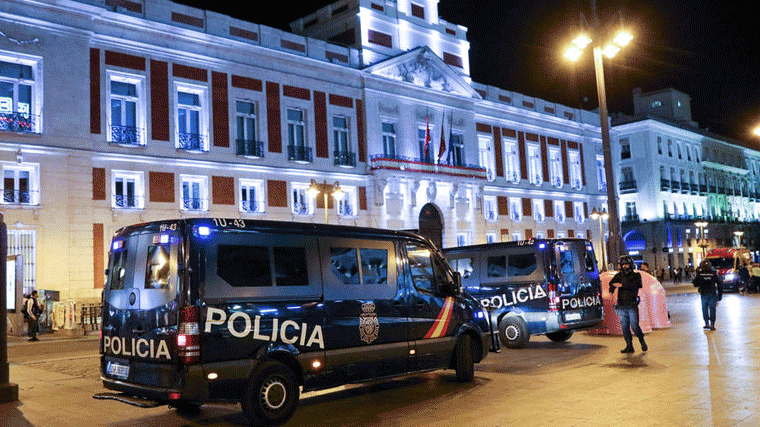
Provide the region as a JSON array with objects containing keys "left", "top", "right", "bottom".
[
  {"left": 695, "top": 221, "right": 708, "bottom": 258},
  {"left": 307, "top": 179, "right": 344, "bottom": 224},
  {"left": 591, "top": 207, "right": 609, "bottom": 271},
  {"left": 564, "top": 2, "right": 632, "bottom": 268},
  {"left": 734, "top": 230, "right": 745, "bottom": 248}
]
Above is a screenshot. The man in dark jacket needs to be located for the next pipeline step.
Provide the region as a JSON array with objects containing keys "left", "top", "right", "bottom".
[
  {"left": 609, "top": 255, "right": 647, "bottom": 353},
  {"left": 693, "top": 260, "right": 722, "bottom": 330}
]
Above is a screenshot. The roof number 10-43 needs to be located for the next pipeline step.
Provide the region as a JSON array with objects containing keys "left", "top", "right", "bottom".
[{"left": 212, "top": 218, "right": 246, "bottom": 228}]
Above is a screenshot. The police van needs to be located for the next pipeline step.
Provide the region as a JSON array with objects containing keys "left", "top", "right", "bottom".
[
  {"left": 442, "top": 239, "right": 603, "bottom": 348},
  {"left": 95, "top": 218, "right": 490, "bottom": 426}
]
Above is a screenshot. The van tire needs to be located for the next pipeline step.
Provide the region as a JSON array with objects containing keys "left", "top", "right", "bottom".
[
  {"left": 546, "top": 330, "right": 573, "bottom": 342},
  {"left": 499, "top": 316, "right": 530, "bottom": 349},
  {"left": 242, "top": 361, "right": 299, "bottom": 426},
  {"left": 454, "top": 334, "right": 475, "bottom": 382}
]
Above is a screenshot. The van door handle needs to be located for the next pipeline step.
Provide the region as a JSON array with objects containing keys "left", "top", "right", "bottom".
[
  {"left": 415, "top": 301, "right": 425, "bottom": 309},
  {"left": 132, "top": 328, "right": 145, "bottom": 335}
]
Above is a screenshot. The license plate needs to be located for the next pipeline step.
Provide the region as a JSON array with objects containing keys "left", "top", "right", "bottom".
[
  {"left": 107, "top": 361, "right": 130, "bottom": 380},
  {"left": 565, "top": 312, "right": 581, "bottom": 321}
]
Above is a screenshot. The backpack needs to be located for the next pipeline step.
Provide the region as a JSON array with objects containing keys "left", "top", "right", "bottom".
[{"left": 21, "top": 298, "right": 30, "bottom": 320}]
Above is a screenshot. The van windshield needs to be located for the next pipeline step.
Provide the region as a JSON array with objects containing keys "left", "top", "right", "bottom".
[
  {"left": 708, "top": 258, "right": 734, "bottom": 270},
  {"left": 555, "top": 241, "right": 596, "bottom": 282}
]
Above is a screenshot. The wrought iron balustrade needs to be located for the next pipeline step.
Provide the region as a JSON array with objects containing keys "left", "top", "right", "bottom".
[
  {"left": 178, "top": 133, "right": 206, "bottom": 151},
  {"left": 236, "top": 139, "right": 264, "bottom": 157},
  {"left": 2, "top": 189, "right": 38, "bottom": 205},
  {"left": 110, "top": 125, "right": 141, "bottom": 145},
  {"left": 334, "top": 150, "right": 356, "bottom": 167},
  {"left": 288, "top": 145, "right": 313, "bottom": 163},
  {"left": 113, "top": 194, "right": 143, "bottom": 209},
  {"left": 181, "top": 197, "right": 207, "bottom": 211},
  {"left": 240, "top": 200, "right": 260, "bottom": 213},
  {"left": 0, "top": 112, "right": 37, "bottom": 134}
]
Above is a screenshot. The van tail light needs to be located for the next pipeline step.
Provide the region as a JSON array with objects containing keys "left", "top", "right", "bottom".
[
  {"left": 177, "top": 306, "right": 200, "bottom": 364},
  {"left": 547, "top": 283, "right": 560, "bottom": 311}
]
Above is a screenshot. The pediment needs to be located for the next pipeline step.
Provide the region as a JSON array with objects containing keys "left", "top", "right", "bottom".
[{"left": 365, "top": 47, "right": 480, "bottom": 99}]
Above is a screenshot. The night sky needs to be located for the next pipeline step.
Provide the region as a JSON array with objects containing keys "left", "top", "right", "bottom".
[{"left": 175, "top": 0, "right": 760, "bottom": 143}]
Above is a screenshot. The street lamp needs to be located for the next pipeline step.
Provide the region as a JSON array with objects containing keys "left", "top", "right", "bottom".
[
  {"left": 307, "top": 179, "right": 344, "bottom": 224},
  {"left": 734, "top": 231, "right": 745, "bottom": 248},
  {"left": 564, "top": 4, "right": 632, "bottom": 267},
  {"left": 591, "top": 207, "right": 609, "bottom": 271},
  {"left": 695, "top": 221, "right": 708, "bottom": 257}
]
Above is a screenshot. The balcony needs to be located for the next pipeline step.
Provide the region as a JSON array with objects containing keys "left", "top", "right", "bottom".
[
  {"left": 622, "top": 214, "right": 640, "bottom": 223},
  {"left": 110, "top": 125, "right": 141, "bottom": 146},
  {"left": 619, "top": 180, "right": 637, "bottom": 194},
  {"left": 690, "top": 183, "right": 699, "bottom": 195},
  {"left": 338, "top": 203, "right": 354, "bottom": 217},
  {"left": 0, "top": 112, "right": 37, "bottom": 134},
  {"left": 699, "top": 184, "right": 707, "bottom": 195},
  {"left": 680, "top": 182, "right": 690, "bottom": 194},
  {"left": 178, "top": 133, "right": 206, "bottom": 152},
  {"left": 240, "top": 200, "right": 261, "bottom": 213},
  {"left": 113, "top": 194, "right": 143, "bottom": 209},
  {"left": 181, "top": 197, "right": 208, "bottom": 211},
  {"left": 236, "top": 139, "right": 264, "bottom": 157},
  {"left": 334, "top": 150, "right": 356, "bottom": 168},
  {"left": 370, "top": 154, "right": 487, "bottom": 179},
  {"left": 660, "top": 179, "right": 670, "bottom": 191},
  {"left": 288, "top": 145, "right": 313, "bottom": 163},
  {"left": 670, "top": 181, "right": 680, "bottom": 193},
  {"left": 2, "top": 189, "right": 38, "bottom": 205}
]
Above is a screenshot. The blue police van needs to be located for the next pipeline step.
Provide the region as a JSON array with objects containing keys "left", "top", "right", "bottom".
[
  {"left": 95, "top": 218, "right": 490, "bottom": 426},
  {"left": 442, "top": 239, "right": 603, "bottom": 348}
]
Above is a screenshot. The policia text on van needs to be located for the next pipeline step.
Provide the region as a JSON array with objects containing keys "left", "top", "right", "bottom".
[
  {"left": 94, "top": 219, "right": 490, "bottom": 426},
  {"left": 443, "top": 239, "right": 603, "bottom": 348}
]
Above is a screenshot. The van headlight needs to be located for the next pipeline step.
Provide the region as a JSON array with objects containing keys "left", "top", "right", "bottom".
[{"left": 725, "top": 273, "right": 737, "bottom": 282}]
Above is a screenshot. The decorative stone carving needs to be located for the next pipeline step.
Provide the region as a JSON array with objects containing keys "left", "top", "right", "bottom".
[
  {"left": 373, "top": 178, "right": 387, "bottom": 206},
  {"left": 426, "top": 181, "right": 437, "bottom": 202}
]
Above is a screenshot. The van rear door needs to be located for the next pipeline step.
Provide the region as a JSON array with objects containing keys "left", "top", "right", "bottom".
[
  {"left": 554, "top": 241, "right": 603, "bottom": 325},
  {"left": 101, "top": 227, "right": 181, "bottom": 384}
]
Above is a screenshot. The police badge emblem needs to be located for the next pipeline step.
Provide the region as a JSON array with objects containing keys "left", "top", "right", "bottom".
[{"left": 359, "top": 302, "right": 379, "bottom": 344}]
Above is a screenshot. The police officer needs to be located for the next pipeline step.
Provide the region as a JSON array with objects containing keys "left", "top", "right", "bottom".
[
  {"left": 609, "top": 255, "right": 647, "bottom": 353},
  {"left": 693, "top": 260, "right": 722, "bottom": 330}
]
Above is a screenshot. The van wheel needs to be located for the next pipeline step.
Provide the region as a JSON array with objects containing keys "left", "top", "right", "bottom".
[
  {"left": 454, "top": 334, "right": 474, "bottom": 382},
  {"left": 546, "top": 331, "right": 573, "bottom": 343},
  {"left": 499, "top": 316, "right": 530, "bottom": 349},
  {"left": 241, "top": 361, "right": 299, "bottom": 426}
]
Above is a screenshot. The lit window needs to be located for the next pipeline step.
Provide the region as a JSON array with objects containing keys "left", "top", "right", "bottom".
[
  {"left": 333, "top": 116, "right": 355, "bottom": 167},
  {"left": 0, "top": 54, "right": 41, "bottom": 134},
  {"left": 483, "top": 196, "right": 497, "bottom": 221},
  {"left": 240, "top": 179, "right": 264, "bottom": 213},
  {"left": 382, "top": 122, "right": 397, "bottom": 158},
  {"left": 528, "top": 144, "right": 541, "bottom": 185},
  {"left": 236, "top": 100, "right": 262, "bottom": 157},
  {"left": 478, "top": 135, "right": 495, "bottom": 181},
  {"left": 1, "top": 162, "right": 39, "bottom": 205},
  {"left": 504, "top": 140, "right": 519, "bottom": 183},
  {"left": 291, "top": 183, "right": 314, "bottom": 216},
  {"left": 111, "top": 170, "right": 144, "bottom": 209},
  {"left": 509, "top": 197, "right": 522, "bottom": 221},
  {"left": 338, "top": 186, "right": 357, "bottom": 217},
  {"left": 549, "top": 148, "right": 562, "bottom": 188},
  {"left": 287, "top": 108, "right": 310, "bottom": 162},
  {"left": 175, "top": 83, "right": 208, "bottom": 152},
  {"left": 108, "top": 72, "right": 145, "bottom": 145},
  {"left": 180, "top": 175, "right": 208, "bottom": 211}
]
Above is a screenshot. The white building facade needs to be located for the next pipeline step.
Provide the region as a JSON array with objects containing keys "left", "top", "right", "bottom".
[
  {"left": 614, "top": 88, "right": 760, "bottom": 272},
  {"left": 0, "top": 0, "right": 607, "bottom": 303}
]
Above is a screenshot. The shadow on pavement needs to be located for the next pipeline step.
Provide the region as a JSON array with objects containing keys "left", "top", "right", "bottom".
[{"left": 0, "top": 402, "right": 35, "bottom": 427}]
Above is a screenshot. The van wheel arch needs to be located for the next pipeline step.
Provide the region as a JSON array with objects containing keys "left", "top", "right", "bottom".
[
  {"left": 263, "top": 351, "right": 305, "bottom": 388},
  {"left": 498, "top": 315, "right": 530, "bottom": 349},
  {"left": 242, "top": 360, "right": 300, "bottom": 426}
]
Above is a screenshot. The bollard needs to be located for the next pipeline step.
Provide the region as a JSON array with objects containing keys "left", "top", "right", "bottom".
[{"left": 0, "top": 213, "right": 19, "bottom": 402}]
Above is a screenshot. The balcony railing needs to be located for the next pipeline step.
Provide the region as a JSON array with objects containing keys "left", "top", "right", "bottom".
[
  {"left": 113, "top": 194, "right": 143, "bottom": 209},
  {"left": 0, "top": 112, "right": 37, "bottom": 134},
  {"left": 181, "top": 197, "right": 208, "bottom": 211},
  {"left": 660, "top": 179, "right": 670, "bottom": 191},
  {"left": 338, "top": 203, "right": 354, "bottom": 217},
  {"left": 178, "top": 133, "right": 206, "bottom": 151},
  {"left": 2, "top": 189, "right": 38, "bottom": 205},
  {"left": 370, "top": 154, "right": 487, "bottom": 179},
  {"left": 288, "top": 145, "right": 313, "bottom": 163},
  {"left": 334, "top": 150, "right": 356, "bottom": 167},
  {"left": 236, "top": 139, "right": 264, "bottom": 157},
  {"left": 240, "top": 200, "right": 261, "bottom": 213},
  {"left": 619, "top": 180, "right": 637, "bottom": 194},
  {"left": 670, "top": 181, "right": 680, "bottom": 192},
  {"left": 110, "top": 125, "right": 141, "bottom": 145},
  {"left": 680, "top": 182, "right": 690, "bottom": 194}
]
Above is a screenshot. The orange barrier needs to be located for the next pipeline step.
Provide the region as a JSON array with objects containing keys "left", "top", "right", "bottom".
[{"left": 587, "top": 271, "right": 671, "bottom": 335}]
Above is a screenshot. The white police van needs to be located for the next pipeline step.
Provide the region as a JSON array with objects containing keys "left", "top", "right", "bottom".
[
  {"left": 443, "top": 239, "right": 603, "bottom": 348},
  {"left": 95, "top": 219, "right": 490, "bottom": 426}
]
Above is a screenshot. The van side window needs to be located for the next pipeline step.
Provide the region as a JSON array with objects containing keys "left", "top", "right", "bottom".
[
  {"left": 145, "top": 245, "right": 171, "bottom": 289},
  {"left": 322, "top": 238, "right": 396, "bottom": 300},
  {"left": 217, "top": 245, "right": 271, "bottom": 287},
  {"left": 109, "top": 248, "right": 128, "bottom": 290},
  {"left": 509, "top": 253, "right": 537, "bottom": 276},
  {"left": 273, "top": 247, "right": 309, "bottom": 286},
  {"left": 406, "top": 243, "right": 439, "bottom": 293},
  {"left": 330, "top": 247, "right": 361, "bottom": 285},
  {"left": 360, "top": 248, "right": 388, "bottom": 284},
  {"left": 329, "top": 247, "right": 389, "bottom": 285}
]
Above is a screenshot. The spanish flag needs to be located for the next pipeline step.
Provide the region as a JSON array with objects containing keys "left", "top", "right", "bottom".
[{"left": 423, "top": 297, "right": 455, "bottom": 339}]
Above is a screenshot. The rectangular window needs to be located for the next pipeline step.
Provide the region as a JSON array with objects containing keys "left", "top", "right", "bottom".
[
  {"left": 7, "top": 229, "right": 36, "bottom": 295},
  {"left": 240, "top": 179, "right": 264, "bottom": 213},
  {"left": 291, "top": 183, "right": 313, "bottom": 215},
  {"left": 450, "top": 133, "right": 465, "bottom": 166},
  {"left": 574, "top": 202, "right": 585, "bottom": 224},
  {"left": 175, "top": 83, "right": 208, "bottom": 151},
  {"left": 509, "top": 197, "right": 522, "bottom": 221},
  {"left": 478, "top": 135, "right": 495, "bottom": 181},
  {"left": 596, "top": 155, "right": 607, "bottom": 191},
  {"left": 569, "top": 151, "right": 582, "bottom": 189},
  {"left": 418, "top": 126, "right": 432, "bottom": 163},
  {"left": 236, "top": 100, "right": 262, "bottom": 157},
  {"left": 180, "top": 175, "right": 208, "bottom": 211},
  {"left": 484, "top": 196, "right": 497, "bottom": 221},
  {"left": 554, "top": 200, "right": 565, "bottom": 223},
  {"left": 108, "top": 72, "right": 145, "bottom": 145},
  {"left": 2, "top": 163, "right": 39, "bottom": 205},
  {"left": 287, "top": 108, "right": 310, "bottom": 162},
  {"left": 333, "top": 115, "right": 354, "bottom": 167},
  {"left": 0, "top": 56, "right": 40, "bottom": 134},
  {"left": 112, "top": 170, "right": 144, "bottom": 209},
  {"left": 528, "top": 144, "right": 541, "bottom": 185},
  {"left": 549, "top": 148, "right": 562, "bottom": 188},
  {"left": 382, "top": 122, "right": 396, "bottom": 158},
  {"left": 411, "top": 3, "right": 425, "bottom": 19},
  {"left": 620, "top": 138, "right": 631, "bottom": 159},
  {"left": 533, "top": 200, "right": 545, "bottom": 222},
  {"left": 338, "top": 186, "right": 357, "bottom": 217},
  {"left": 504, "top": 140, "right": 519, "bottom": 183},
  {"left": 456, "top": 233, "right": 468, "bottom": 247}
]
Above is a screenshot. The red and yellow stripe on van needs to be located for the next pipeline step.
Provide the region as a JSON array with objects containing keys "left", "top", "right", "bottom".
[{"left": 424, "top": 297, "right": 455, "bottom": 339}]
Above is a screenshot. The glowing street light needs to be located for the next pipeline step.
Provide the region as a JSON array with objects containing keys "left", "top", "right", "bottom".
[
  {"left": 307, "top": 179, "right": 344, "bottom": 224},
  {"left": 695, "top": 221, "right": 709, "bottom": 257},
  {"left": 563, "top": 6, "right": 633, "bottom": 267}
]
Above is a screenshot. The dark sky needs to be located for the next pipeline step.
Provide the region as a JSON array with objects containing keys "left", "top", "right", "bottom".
[{"left": 176, "top": 0, "right": 760, "bottom": 142}]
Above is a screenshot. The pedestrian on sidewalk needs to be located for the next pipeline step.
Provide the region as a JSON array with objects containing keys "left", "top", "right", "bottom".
[
  {"left": 739, "top": 263, "right": 750, "bottom": 294},
  {"left": 23, "top": 290, "right": 42, "bottom": 341},
  {"left": 693, "top": 260, "right": 722, "bottom": 330},
  {"left": 609, "top": 255, "right": 648, "bottom": 353}
]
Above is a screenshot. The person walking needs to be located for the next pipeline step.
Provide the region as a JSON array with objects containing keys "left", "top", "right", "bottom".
[
  {"left": 23, "top": 290, "right": 42, "bottom": 341},
  {"left": 693, "top": 260, "right": 722, "bottom": 330},
  {"left": 609, "top": 255, "right": 647, "bottom": 353},
  {"left": 739, "top": 263, "right": 750, "bottom": 294}
]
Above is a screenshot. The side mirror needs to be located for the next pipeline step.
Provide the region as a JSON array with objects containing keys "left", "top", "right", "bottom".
[
  {"left": 104, "top": 268, "right": 109, "bottom": 276},
  {"left": 452, "top": 271, "right": 462, "bottom": 295}
]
